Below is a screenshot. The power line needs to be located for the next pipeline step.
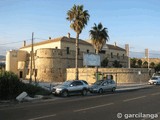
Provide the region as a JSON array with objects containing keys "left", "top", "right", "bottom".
[
  {"left": 0, "top": 38, "right": 48, "bottom": 46},
  {"left": 0, "top": 39, "right": 31, "bottom": 46},
  {"left": 34, "top": 38, "right": 47, "bottom": 40}
]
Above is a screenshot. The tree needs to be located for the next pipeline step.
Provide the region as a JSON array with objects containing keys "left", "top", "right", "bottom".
[
  {"left": 0, "top": 71, "right": 50, "bottom": 100},
  {"left": 101, "top": 57, "right": 109, "bottom": 67},
  {"left": 155, "top": 63, "right": 160, "bottom": 72},
  {"left": 89, "top": 23, "right": 109, "bottom": 54},
  {"left": 137, "top": 59, "right": 142, "bottom": 68},
  {"left": 130, "top": 58, "right": 137, "bottom": 68},
  {"left": 142, "top": 61, "right": 148, "bottom": 68},
  {"left": 0, "top": 63, "right": 5, "bottom": 72},
  {"left": 89, "top": 23, "right": 109, "bottom": 80},
  {"left": 67, "top": 5, "right": 90, "bottom": 80},
  {"left": 113, "top": 60, "right": 122, "bottom": 68},
  {"left": 150, "top": 62, "right": 155, "bottom": 68}
]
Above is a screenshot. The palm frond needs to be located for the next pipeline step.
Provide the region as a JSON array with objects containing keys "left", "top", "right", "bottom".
[
  {"left": 89, "top": 23, "right": 109, "bottom": 53},
  {"left": 66, "top": 5, "right": 90, "bottom": 34}
]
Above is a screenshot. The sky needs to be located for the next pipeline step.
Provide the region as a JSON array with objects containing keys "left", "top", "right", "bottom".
[{"left": 0, "top": 0, "right": 160, "bottom": 57}]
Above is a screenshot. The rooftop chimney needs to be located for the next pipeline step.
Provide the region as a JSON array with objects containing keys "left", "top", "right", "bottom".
[
  {"left": 114, "top": 42, "right": 117, "bottom": 46},
  {"left": 68, "top": 33, "right": 70, "bottom": 38},
  {"left": 23, "top": 41, "right": 26, "bottom": 47}
]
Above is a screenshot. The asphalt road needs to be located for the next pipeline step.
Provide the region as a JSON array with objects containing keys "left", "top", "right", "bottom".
[{"left": 0, "top": 86, "right": 160, "bottom": 120}]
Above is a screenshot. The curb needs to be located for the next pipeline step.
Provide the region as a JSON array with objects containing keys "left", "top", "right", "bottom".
[{"left": 116, "top": 85, "right": 152, "bottom": 91}]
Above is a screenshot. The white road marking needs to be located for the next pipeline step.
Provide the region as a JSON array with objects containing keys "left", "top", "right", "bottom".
[
  {"left": 28, "top": 114, "right": 56, "bottom": 120},
  {"left": 64, "top": 94, "right": 114, "bottom": 103},
  {"left": 151, "top": 92, "right": 160, "bottom": 96},
  {"left": 0, "top": 94, "right": 114, "bottom": 111},
  {"left": 74, "top": 102, "right": 114, "bottom": 112},
  {"left": 0, "top": 99, "right": 58, "bottom": 111},
  {"left": 123, "top": 96, "right": 146, "bottom": 102}
]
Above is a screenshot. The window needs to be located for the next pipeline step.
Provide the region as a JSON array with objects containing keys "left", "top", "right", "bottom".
[
  {"left": 12, "top": 54, "right": 17, "bottom": 57},
  {"left": 123, "top": 54, "right": 125, "bottom": 59},
  {"left": 99, "top": 50, "right": 106, "bottom": 54},
  {"left": 82, "top": 80, "right": 88, "bottom": 85},
  {"left": 117, "top": 53, "right": 119, "bottom": 58},
  {"left": 27, "top": 69, "right": 29, "bottom": 75},
  {"left": 78, "top": 48, "right": 80, "bottom": 55},
  {"left": 102, "top": 81, "right": 108, "bottom": 86},
  {"left": 35, "top": 50, "right": 37, "bottom": 56},
  {"left": 66, "top": 47, "right": 70, "bottom": 54},
  {"left": 111, "top": 52, "right": 113, "bottom": 58},
  {"left": 75, "top": 81, "right": 83, "bottom": 86},
  {"left": 19, "top": 71, "right": 23, "bottom": 78},
  {"left": 70, "top": 81, "right": 77, "bottom": 86},
  {"left": 34, "top": 69, "right": 37, "bottom": 77},
  {"left": 87, "top": 49, "right": 89, "bottom": 53}
]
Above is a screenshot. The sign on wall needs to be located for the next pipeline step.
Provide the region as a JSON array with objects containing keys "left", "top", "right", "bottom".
[{"left": 83, "top": 53, "right": 100, "bottom": 66}]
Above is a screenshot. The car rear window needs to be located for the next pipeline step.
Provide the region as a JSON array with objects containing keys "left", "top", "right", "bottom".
[{"left": 82, "top": 80, "right": 88, "bottom": 85}]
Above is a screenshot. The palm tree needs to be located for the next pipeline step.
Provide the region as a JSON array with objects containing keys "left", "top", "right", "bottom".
[
  {"left": 89, "top": 23, "right": 109, "bottom": 81},
  {"left": 89, "top": 23, "right": 109, "bottom": 54},
  {"left": 137, "top": 59, "right": 142, "bottom": 68},
  {"left": 67, "top": 5, "right": 90, "bottom": 80}
]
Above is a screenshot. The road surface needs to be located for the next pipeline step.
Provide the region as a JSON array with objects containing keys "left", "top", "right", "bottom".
[{"left": 0, "top": 86, "right": 160, "bottom": 120}]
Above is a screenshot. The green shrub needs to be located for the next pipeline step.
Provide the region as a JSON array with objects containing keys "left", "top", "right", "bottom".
[
  {"left": 23, "top": 83, "right": 50, "bottom": 97},
  {"left": 0, "top": 71, "right": 23, "bottom": 100},
  {"left": 0, "top": 71, "right": 50, "bottom": 100}
]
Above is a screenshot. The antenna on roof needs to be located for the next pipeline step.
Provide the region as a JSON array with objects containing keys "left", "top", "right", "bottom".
[
  {"left": 23, "top": 41, "right": 26, "bottom": 47},
  {"left": 68, "top": 33, "right": 70, "bottom": 38}
]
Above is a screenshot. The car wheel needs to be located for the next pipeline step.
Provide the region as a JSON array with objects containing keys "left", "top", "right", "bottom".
[
  {"left": 98, "top": 88, "right": 103, "bottom": 94},
  {"left": 82, "top": 89, "right": 87, "bottom": 96},
  {"left": 61, "top": 90, "right": 68, "bottom": 97},
  {"left": 112, "top": 87, "right": 116, "bottom": 92}
]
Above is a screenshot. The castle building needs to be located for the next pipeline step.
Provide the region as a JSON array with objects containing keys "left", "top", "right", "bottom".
[{"left": 6, "top": 35, "right": 128, "bottom": 82}]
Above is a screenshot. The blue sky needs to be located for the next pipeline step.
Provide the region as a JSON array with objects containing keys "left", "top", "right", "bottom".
[{"left": 0, "top": 0, "right": 160, "bottom": 57}]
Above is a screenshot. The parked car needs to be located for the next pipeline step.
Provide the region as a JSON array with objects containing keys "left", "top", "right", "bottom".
[
  {"left": 89, "top": 79, "right": 117, "bottom": 94},
  {"left": 148, "top": 77, "right": 160, "bottom": 85},
  {"left": 52, "top": 80, "right": 89, "bottom": 97}
]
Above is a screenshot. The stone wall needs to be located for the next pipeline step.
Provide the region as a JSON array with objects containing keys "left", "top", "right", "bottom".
[
  {"left": 67, "top": 68, "right": 154, "bottom": 84},
  {"left": 10, "top": 47, "right": 129, "bottom": 82}
]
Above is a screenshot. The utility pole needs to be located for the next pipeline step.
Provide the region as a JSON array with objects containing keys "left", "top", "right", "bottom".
[
  {"left": 125, "top": 44, "right": 130, "bottom": 68},
  {"left": 145, "top": 48, "right": 149, "bottom": 69},
  {"left": 29, "top": 32, "right": 34, "bottom": 83},
  {"left": 33, "top": 33, "right": 37, "bottom": 83}
]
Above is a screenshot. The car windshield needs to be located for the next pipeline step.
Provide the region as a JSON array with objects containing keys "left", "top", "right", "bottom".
[
  {"left": 61, "top": 81, "right": 72, "bottom": 86},
  {"left": 151, "top": 77, "right": 158, "bottom": 80},
  {"left": 94, "top": 80, "right": 103, "bottom": 85}
]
